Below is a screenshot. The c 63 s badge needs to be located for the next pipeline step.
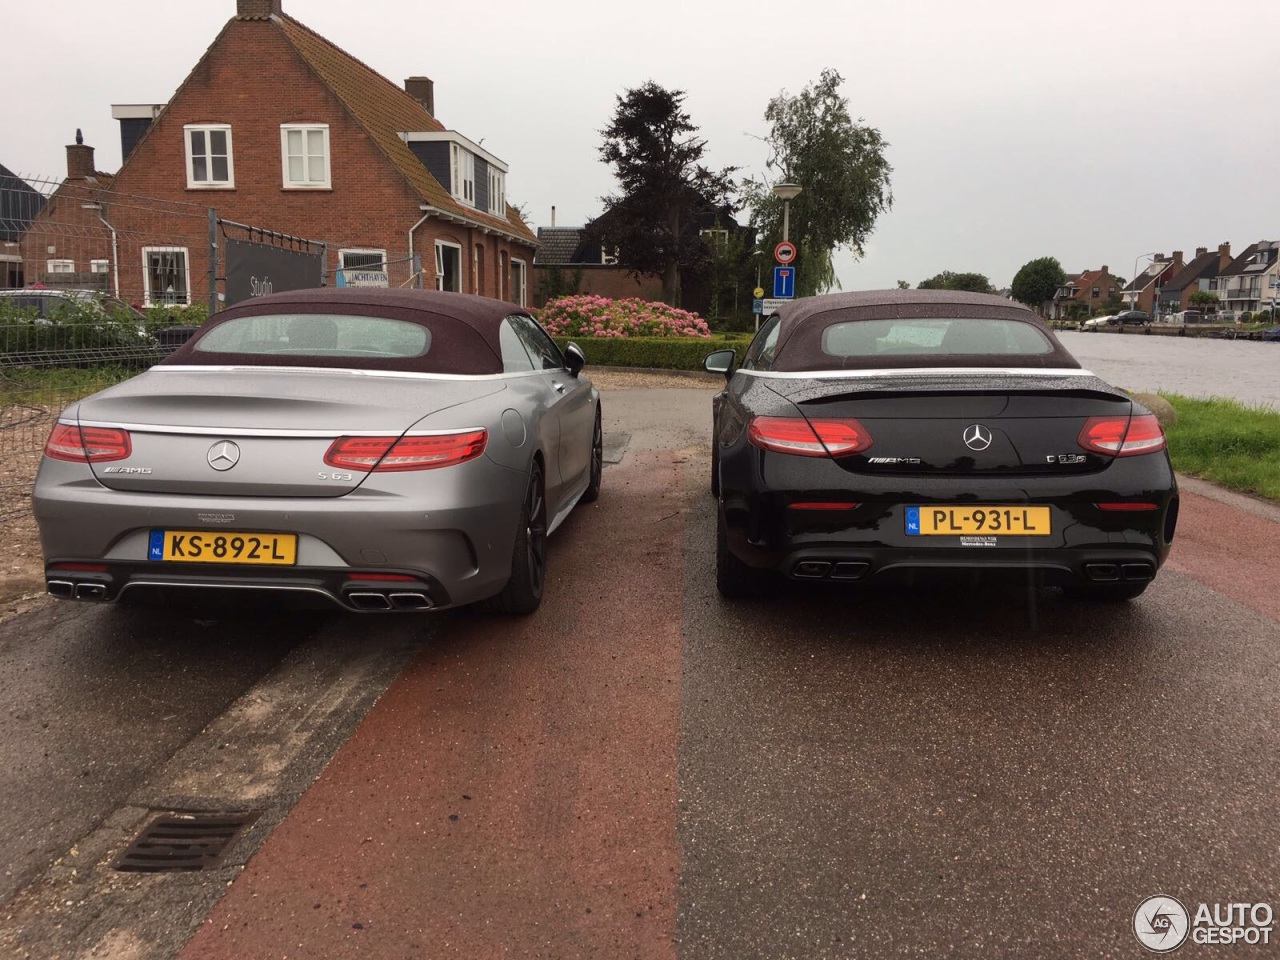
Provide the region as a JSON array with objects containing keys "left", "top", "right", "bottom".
[{"left": 1047, "top": 454, "right": 1087, "bottom": 464}]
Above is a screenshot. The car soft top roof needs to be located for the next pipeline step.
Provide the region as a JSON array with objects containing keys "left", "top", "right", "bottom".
[
  {"left": 162, "top": 288, "right": 530, "bottom": 375},
  {"left": 768, "top": 289, "right": 1081, "bottom": 371}
]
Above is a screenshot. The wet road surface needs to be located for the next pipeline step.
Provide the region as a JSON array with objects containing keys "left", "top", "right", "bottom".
[{"left": 1, "top": 382, "right": 1277, "bottom": 959}]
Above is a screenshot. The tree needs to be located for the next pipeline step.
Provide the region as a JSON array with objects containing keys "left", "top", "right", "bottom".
[
  {"left": 742, "top": 69, "right": 892, "bottom": 298},
  {"left": 589, "top": 82, "right": 736, "bottom": 306},
  {"left": 1011, "top": 256, "right": 1066, "bottom": 311},
  {"left": 1189, "top": 289, "right": 1220, "bottom": 311},
  {"left": 895, "top": 279, "right": 911, "bottom": 289},
  {"left": 917, "top": 271, "right": 994, "bottom": 294}
]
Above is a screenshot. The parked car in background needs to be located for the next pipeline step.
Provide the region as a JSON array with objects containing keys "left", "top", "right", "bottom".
[
  {"left": 1168, "top": 310, "right": 1205, "bottom": 325},
  {"left": 706, "top": 289, "right": 1178, "bottom": 603},
  {"left": 0, "top": 288, "right": 145, "bottom": 326},
  {"left": 1113, "top": 310, "right": 1151, "bottom": 325},
  {"left": 34, "top": 288, "right": 602, "bottom": 616}
]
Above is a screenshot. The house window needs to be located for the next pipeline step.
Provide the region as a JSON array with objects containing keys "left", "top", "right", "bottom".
[
  {"left": 450, "top": 144, "right": 474, "bottom": 205},
  {"left": 280, "top": 124, "right": 331, "bottom": 189},
  {"left": 487, "top": 168, "right": 505, "bottom": 215},
  {"left": 434, "top": 241, "right": 462, "bottom": 292},
  {"left": 90, "top": 259, "right": 109, "bottom": 274},
  {"left": 1091, "top": 286, "right": 1099, "bottom": 298},
  {"left": 510, "top": 257, "right": 527, "bottom": 307},
  {"left": 338, "top": 249, "right": 386, "bottom": 271},
  {"left": 475, "top": 244, "right": 485, "bottom": 296},
  {"left": 46, "top": 259, "right": 74, "bottom": 274},
  {"left": 601, "top": 246, "right": 619, "bottom": 265},
  {"left": 701, "top": 228, "right": 729, "bottom": 249},
  {"left": 184, "top": 124, "right": 234, "bottom": 188},
  {"left": 142, "top": 246, "right": 190, "bottom": 306}
]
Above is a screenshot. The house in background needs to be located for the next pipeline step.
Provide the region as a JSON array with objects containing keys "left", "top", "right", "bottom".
[
  {"left": 1049, "top": 265, "right": 1122, "bottom": 319},
  {"left": 1121, "top": 252, "right": 1184, "bottom": 314},
  {"left": 17, "top": 134, "right": 115, "bottom": 293},
  {"left": 0, "top": 164, "right": 47, "bottom": 288},
  {"left": 1157, "top": 243, "right": 1232, "bottom": 314},
  {"left": 24, "top": 0, "right": 536, "bottom": 309},
  {"left": 1217, "top": 241, "right": 1280, "bottom": 317}
]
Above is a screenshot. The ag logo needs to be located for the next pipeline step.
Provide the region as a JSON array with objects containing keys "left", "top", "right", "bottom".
[{"left": 1134, "top": 895, "right": 1190, "bottom": 953}]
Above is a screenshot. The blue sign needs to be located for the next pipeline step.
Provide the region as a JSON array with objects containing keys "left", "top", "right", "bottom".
[
  {"left": 148, "top": 529, "right": 165, "bottom": 560},
  {"left": 773, "top": 265, "right": 795, "bottom": 299},
  {"left": 905, "top": 507, "right": 921, "bottom": 536},
  {"left": 752, "top": 298, "right": 764, "bottom": 315}
]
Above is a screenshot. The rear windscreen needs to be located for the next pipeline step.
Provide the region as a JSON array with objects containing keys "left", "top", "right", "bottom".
[
  {"left": 193, "top": 313, "right": 430, "bottom": 359},
  {"left": 821, "top": 318, "right": 1053, "bottom": 359}
]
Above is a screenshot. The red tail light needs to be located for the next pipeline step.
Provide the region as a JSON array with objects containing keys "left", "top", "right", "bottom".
[
  {"left": 1096, "top": 502, "right": 1160, "bottom": 511},
  {"left": 1077, "top": 414, "right": 1166, "bottom": 457},
  {"left": 748, "top": 416, "right": 872, "bottom": 457},
  {"left": 44, "top": 423, "right": 132, "bottom": 463},
  {"left": 324, "top": 430, "right": 487, "bottom": 472},
  {"left": 789, "top": 501, "right": 860, "bottom": 511}
]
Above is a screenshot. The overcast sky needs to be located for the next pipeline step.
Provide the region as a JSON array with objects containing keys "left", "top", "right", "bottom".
[{"left": 6, "top": 0, "right": 1280, "bottom": 290}]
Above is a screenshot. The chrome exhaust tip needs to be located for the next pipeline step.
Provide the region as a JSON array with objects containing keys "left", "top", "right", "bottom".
[
  {"left": 346, "top": 591, "right": 394, "bottom": 611},
  {"left": 793, "top": 561, "right": 832, "bottom": 579},
  {"left": 73, "top": 582, "right": 108, "bottom": 601},
  {"left": 389, "top": 592, "right": 433, "bottom": 610},
  {"left": 46, "top": 579, "right": 75, "bottom": 598}
]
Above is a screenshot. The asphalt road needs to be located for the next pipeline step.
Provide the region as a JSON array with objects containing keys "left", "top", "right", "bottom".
[{"left": 1, "top": 380, "right": 1277, "bottom": 959}]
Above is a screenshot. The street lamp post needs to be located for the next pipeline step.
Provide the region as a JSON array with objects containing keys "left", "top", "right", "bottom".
[
  {"left": 1132, "top": 251, "right": 1159, "bottom": 313},
  {"left": 772, "top": 181, "right": 802, "bottom": 244}
]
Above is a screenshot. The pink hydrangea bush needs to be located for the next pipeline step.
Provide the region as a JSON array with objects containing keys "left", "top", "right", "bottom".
[{"left": 537, "top": 295, "right": 711, "bottom": 339}]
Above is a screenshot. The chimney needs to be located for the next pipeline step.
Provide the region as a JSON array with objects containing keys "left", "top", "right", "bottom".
[
  {"left": 236, "top": 0, "right": 281, "bottom": 18},
  {"left": 405, "top": 77, "right": 434, "bottom": 117},
  {"left": 66, "top": 129, "right": 95, "bottom": 179},
  {"left": 1154, "top": 253, "right": 1165, "bottom": 261},
  {"left": 551, "top": 205, "right": 556, "bottom": 227},
  {"left": 1101, "top": 264, "right": 1108, "bottom": 274},
  {"left": 1195, "top": 246, "right": 1207, "bottom": 257},
  {"left": 1218, "top": 242, "right": 1232, "bottom": 270},
  {"left": 1171, "top": 250, "right": 1184, "bottom": 265}
]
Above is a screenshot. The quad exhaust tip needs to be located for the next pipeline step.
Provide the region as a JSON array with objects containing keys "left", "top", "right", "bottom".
[
  {"left": 1085, "top": 562, "right": 1154, "bottom": 583},
  {"left": 791, "top": 560, "right": 870, "bottom": 581},
  {"left": 47, "top": 579, "right": 108, "bottom": 601},
  {"left": 345, "top": 590, "right": 434, "bottom": 611}
]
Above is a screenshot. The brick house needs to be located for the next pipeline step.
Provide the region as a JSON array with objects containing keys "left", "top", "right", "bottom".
[
  {"left": 1156, "top": 243, "right": 1232, "bottom": 315},
  {"left": 27, "top": 0, "right": 536, "bottom": 310},
  {"left": 1049, "top": 265, "right": 1122, "bottom": 319},
  {"left": 532, "top": 225, "right": 663, "bottom": 307},
  {"left": 1121, "top": 252, "right": 1184, "bottom": 315},
  {"left": 17, "top": 135, "right": 116, "bottom": 293}
]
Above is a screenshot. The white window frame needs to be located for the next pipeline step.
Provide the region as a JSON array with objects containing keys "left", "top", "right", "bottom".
[
  {"left": 184, "top": 123, "right": 234, "bottom": 189},
  {"left": 434, "top": 240, "right": 462, "bottom": 292},
  {"left": 338, "top": 248, "right": 387, "bottom": 271},
  {"left": 280, "top": 123, "right": 331, "bottom": 189},
  {"left": 90, "top": 259, "right": 109, "bottom": 274},
  {"left": 700, "top": 228, "right": 729, "bottom": 249},
  {"left": 510, "top": 257, "right": 527, "bottom": 307},
  {"left": 601, "top": 246, "right": 619, "bottom": 265},
  {"left": 141, "top": 246, "right": 191, "bottom": 307},
  {"left": 450, "top": 143, "right": 475, "bottom": 206},
  {"left": 46, "top": 259, "right": 74, "bottom": 274},
  {"left": 487, "top": 168, "right": 505, "bottom": 216}
]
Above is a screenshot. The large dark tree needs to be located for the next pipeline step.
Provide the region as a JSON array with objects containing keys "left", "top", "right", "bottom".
[
  {"left": 1011, "top": 256, "right": 1067, "bottom": 311},
  {"left": 918, "top": 271, "right": 994, "bottom": 294},
  {"left": 588, "top": 82, "right": 736, "bottom": 306},
  {"left": 743, "top": 69, "right": 892, "bottom": 297}
]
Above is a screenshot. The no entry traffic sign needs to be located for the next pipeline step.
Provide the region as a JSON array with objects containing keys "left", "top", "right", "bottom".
[{"left": 774, "top": 241, "right": 796, "bottom": 264}]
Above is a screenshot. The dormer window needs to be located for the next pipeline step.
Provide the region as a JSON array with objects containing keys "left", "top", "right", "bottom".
[
  {"left": 488, "top": 167, "right": 505, "bottom": 215},
  {"left": 450, "top": 144, "right": 474, "bottom": 205}
]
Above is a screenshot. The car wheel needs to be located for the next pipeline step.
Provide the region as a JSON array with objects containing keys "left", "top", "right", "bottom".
[
  {"left": 1065, "top": 581, "right": 1149, "bottom": 602},
  {"left": 716, "top": 503, "right": 768, "bottom": 600},
  {"left": 581, "top": 407, "right": 603, "bottom": 503},
  {"left": 489, "top": 460, "right": 548, "bottom": 615}
]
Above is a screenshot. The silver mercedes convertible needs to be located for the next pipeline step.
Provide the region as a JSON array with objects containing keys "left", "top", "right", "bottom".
[{"left": 33, "top": 288, "right": 602, "bottom": 614}]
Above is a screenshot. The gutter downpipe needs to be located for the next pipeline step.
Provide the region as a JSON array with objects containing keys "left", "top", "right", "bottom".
[
  {"left": 96, "top": 211, "right": 119, "bottom": 299},
  {"left": 407, "top": 209, "right": 432, "bottom": 288}
]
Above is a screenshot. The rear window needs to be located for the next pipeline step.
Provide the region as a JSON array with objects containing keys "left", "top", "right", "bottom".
[
  {"left": 821, "top": 318, "right": 1052, "bottom": 359},
  {"left": 193, "top": 313, "right": 429, "bottom": 359}
]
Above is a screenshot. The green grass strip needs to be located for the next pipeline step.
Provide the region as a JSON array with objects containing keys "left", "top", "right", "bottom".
[{"left": 1161, "top": 393, "right": 1280, "bottom": 501}]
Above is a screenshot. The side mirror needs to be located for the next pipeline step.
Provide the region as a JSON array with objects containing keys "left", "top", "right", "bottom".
[
  {"left": 564, "top": 341, "right": 586, "bottom": 377},
  {"left": 704, "top": 348, "right": 736, "bottom": 380}
]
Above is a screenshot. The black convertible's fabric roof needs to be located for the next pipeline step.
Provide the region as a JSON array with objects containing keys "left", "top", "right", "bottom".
[
  {"left": 768, "top": 289, "right": 1081, "bottom": 371},
  {"left": 163, "top": 288, "right": 526, "bottom": 375}
]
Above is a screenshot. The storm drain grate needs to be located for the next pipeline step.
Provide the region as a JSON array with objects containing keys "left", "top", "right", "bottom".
[{"left": 114, "top": 811, "right": 260, "bottom": 872}]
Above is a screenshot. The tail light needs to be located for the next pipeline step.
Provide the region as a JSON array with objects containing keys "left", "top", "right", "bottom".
[
  {"left": 1077, "top": 414, "right": 1166, "bottom": 457},
  {"left": 44, "top": 423, "right": 132, "bottom": 462},
  {"left": 789, "top": 501, "right": 860, "bottom": 511},
  {"left": 748, "top": 416, "right": 872, "bottom": 457},
  {"left": 324, "top": 429, "right": 487, "bottom": 472},
  {"left": 1095, "top": 502, "right": 1160, "bottom": 511}
]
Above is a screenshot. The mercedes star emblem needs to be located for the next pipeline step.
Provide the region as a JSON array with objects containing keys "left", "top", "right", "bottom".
[
  {"left": 963, "top": 424, "right": 993, "bottom": 452},
  {"left": 207, "top": 440, "right": 241, "bottom": 471}
]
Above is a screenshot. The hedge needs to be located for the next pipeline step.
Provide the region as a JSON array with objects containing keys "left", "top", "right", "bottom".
[{"left": 552, "top": 335, "right": 746, "bottom": 371}]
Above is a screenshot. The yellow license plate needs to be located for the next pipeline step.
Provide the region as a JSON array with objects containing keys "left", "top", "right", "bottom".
[
  {"left": 148, "top": 529, "right": 298, "bottom": 565},
  {"left": 907, "top": 505, "right": 1051, "bottom": 536}
]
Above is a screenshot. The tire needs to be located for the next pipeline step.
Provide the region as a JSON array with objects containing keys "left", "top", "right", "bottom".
[
  {"left": 1064, "top": 580, "right": 1149, "bottom": 602},
  {"left": 489, "top": 461, "right": 548, "bottom": 615},
  {"left": 581, "top": 407, "right": 603, "bottom": 504},
  {"left": 716, "top": 503, "right": 769, "bottom": 600}
]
